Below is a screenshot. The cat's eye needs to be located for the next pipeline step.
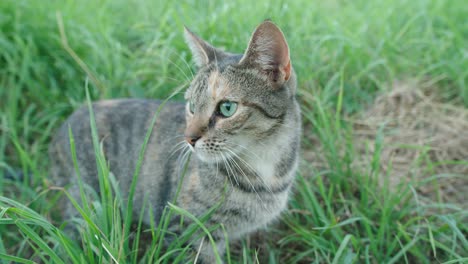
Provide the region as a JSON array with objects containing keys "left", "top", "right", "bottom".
[
  {"left": 188, "top": 101, "right": 195, "bottom": 114},
  {"left": 218, "top": 101, "right": 238, "bottom": 117}
]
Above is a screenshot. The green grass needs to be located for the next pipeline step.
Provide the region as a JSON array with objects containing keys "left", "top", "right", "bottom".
[{"left": 1, "top": 0, "right": 467, "bottom": 263}]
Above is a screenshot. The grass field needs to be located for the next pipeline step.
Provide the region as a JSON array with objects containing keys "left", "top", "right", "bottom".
[{"left": 1, "top": 0, "right": 467, "bottom": 263}]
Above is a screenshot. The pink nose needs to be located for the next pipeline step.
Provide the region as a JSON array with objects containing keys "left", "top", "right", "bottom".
[{"left": 185, "top": 135, "right": 201, "bottom": 147}]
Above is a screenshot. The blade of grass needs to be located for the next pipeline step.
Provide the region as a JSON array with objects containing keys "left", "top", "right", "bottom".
[
  {"left": 167, "top": 202, "right": 222, "bottom": 264},
  {"left": 14, "top": 220, "right": 64, "bottom": 264},
  {"left": 331, "top": 234, "right": 352, "bottom": 264},
  {"left": 0, "top": 253, "right": 36, "bottom": 264}
]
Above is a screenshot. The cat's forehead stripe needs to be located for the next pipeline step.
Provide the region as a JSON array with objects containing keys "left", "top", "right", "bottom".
[
  {"left": 208, "top": 71, "right": 219, "bottom": 99},
  {"left": 207, "top": 70, "right": 230, "bottom": 100}
]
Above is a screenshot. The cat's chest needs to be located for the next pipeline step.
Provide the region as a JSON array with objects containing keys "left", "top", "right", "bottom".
[
  {"left": 250, "top": 159, "right": 275, "bottom": 179},
  {"left": 246, "top": 151, "right": 285, "bottom": 188},
  {"left": 223, "top": 189, "right": 289, "bottom": 235}
]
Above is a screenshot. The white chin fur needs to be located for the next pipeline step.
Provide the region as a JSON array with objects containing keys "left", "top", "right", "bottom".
[
  {"left": 194, "top": 150, "right": 220, "bottom": 163},
  {"left": 193, "top": 148, "right": 235, "bottom": 164}
]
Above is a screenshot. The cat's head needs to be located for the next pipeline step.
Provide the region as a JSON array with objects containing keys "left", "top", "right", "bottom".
[{"left": 183, "top": 21, "right": 297, "bottom": 163}]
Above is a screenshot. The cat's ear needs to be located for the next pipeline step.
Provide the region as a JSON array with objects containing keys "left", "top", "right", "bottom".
[
  {"left": 239, "top": 21, "right": 291, "bottom": 86},
  {"left": 184, "top": 26, "right": 226, "bottom": 68}
]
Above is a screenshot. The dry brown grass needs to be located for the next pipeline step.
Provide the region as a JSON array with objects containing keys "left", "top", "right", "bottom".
[
  {"left": 352, "top": 79, "right": 467, "bottom": 205},
  {"left": 303, "top": 79, "right": 468, "bottom": 206}
]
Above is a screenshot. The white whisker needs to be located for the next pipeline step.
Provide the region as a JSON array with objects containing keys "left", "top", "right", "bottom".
[
  {"left": 223, "top": 142, "right": 256, "bottom": 165},
  {"left": 224, "top": 141, "right": 261, "bottom": 161},
  {"left": 177, "top": 146, "right": 192, "bottom": 177},
  {"left": 221, "top": 152, "right": 239, "bottom": 187},
  {"left": 173, "top": 50, "right": 195, "bottom": 80},
  {"left": 227, "top": 153, "right": 262, "bottom": 200},
  {"left": 166, "top": 56, "right": 192, "bottom": 83},
  {"left": 224, "top": 148, "right": 275, "bottom": 198},
  {"left": 219, "top": 153, "right": 236, "bottom": 188},
  {"left": 169, "top": 140, "right": 189, "bottom": 157}
]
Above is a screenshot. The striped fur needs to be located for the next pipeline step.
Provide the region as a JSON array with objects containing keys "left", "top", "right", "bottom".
[{"left": 50, "top": 21, "right": 301, "bottom": 263}]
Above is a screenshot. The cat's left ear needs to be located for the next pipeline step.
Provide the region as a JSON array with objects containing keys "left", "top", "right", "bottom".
[
  {"left": 239, "top": 21, "right": 291, "bottom": 87},
  {"left": 184, "top": 26, "right": 227, "bottom": 68}
]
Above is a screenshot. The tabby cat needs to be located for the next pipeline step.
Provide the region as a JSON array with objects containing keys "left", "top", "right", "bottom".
[{"left": 49, "top": 21, "right": 301, "bottom": 263}]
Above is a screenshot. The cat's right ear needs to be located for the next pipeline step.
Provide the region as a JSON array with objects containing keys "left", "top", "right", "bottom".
[
  {"left": 239, "top": 21, "right": 291, "bottom": 88},
  {"left": 184, "top": 26, "right": 225, "bottom": 68}
]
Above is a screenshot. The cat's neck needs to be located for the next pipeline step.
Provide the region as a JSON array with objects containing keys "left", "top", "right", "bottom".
[{"left": 218, "top": 122, "right": 298, "bottom": 189}]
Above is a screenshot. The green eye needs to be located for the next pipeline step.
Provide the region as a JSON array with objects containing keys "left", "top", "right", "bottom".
[
  {"left": 189, "top": 101, "right": 195, "bottom": 113},
  {"left": 219, "top": 101, "right": 238, "bottom": 117}
]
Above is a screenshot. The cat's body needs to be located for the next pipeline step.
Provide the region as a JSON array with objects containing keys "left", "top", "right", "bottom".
[{"left": 49, "top": 21, "right": 301, "bottom": 263}]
